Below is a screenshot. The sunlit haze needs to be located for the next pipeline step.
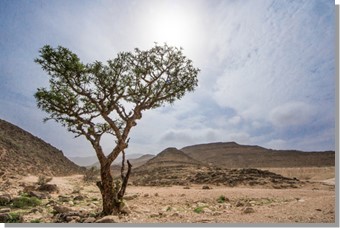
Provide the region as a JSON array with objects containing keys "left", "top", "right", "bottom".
[{"left": 0, "top": 0, "right": 337, "bottom": 157}]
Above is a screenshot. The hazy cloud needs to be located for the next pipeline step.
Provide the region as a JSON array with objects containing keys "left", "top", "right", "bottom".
[{"left": 0, "top": 0, "right": 335, "bottom": 156}]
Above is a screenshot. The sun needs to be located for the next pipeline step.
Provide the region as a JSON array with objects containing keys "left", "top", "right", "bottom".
[{"left": 142, "top": 2, "right": 201, "bottom": 49}]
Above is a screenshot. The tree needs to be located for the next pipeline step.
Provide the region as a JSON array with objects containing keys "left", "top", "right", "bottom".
[{"left": 34, "top": 43, "right": 200, "bottom": 215}]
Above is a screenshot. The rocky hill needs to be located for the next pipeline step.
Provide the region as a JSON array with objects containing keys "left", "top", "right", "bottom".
[
  {"left": 181, "top": 142, "right": 335, "bottom": 168},
  {"left": 0, "top": 119, "right": 83, "bottom": 177},
  {"left": 130, "top": 142, "right": 334, "bottom": 187},
  {"left": 144, "top": 147, "right": 202, "bottom": 167}
]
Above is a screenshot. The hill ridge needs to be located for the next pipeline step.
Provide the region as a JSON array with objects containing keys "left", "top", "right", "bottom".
[{"left": 0, "top": 118, "right": 83, "bottom": 176}]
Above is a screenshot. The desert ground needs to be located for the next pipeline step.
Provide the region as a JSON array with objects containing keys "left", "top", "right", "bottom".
[{"left": 0, "top": 166, "right": 335, "bottom": 224}]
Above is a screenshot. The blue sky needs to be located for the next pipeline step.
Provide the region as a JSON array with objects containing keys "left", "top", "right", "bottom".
[{"left": 0, "top": 0, "right": 337, "bottom": 157}]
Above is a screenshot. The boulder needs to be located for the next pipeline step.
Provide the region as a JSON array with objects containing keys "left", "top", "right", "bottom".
[
  {"left": 38, "top": 184, "right": 59, "bottom": 193},
  {"left": 53, "top": 205, "right": 73, "bottom": 214},
  {"left": 202, "top": 185, "right": 211, "bottom": 190},
  {"left": 0, "top": 208, "right": 11, "bottom": 213},
  {"left": 95, "top": 215, "right": 118, "bottom": 223},
  {"left": 83, "top": 217, "right": 96, "bottom": 223},
  {"left": 242, "top": 207, "right": 255, "bottom": 214},
  {"left": 0, "top": 194, "right": 11, "bottom": 206},
  {"left": 29, "top": 191, "right": 49, "bottom": 199},
  {"left": 0, "top": 213, "right": 10, "bottom": 223}
]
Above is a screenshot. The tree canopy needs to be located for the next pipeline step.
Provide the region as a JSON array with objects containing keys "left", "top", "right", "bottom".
[{"left": 35, "top": 44, "right": 199, "bottom": 164}]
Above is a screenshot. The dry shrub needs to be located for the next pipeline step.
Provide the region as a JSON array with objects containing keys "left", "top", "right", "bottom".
[
  {"left": 37, "top": 175, "right": 53, "bottom": 185},
  {"left": 83, "top": 166, "right": 99, "bottom": 183}
]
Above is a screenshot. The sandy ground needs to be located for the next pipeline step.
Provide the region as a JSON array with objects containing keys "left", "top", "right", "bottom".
[{"left": 9, "top": 174, "right": 335, "bottom": 224}]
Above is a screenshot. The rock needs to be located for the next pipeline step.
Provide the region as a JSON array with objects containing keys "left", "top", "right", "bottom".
[
  {"left": 95, "top": 215, "right": 118, "bottom": 223},
  {"left": 124, "top": 194, "right": 138, "bottom": 200},
  {"left": 236, "top": 201, "right": 244, "bottom": 207},
  {"left": 0, "top": 213, "right": 10, "bottom": 223},
  {"left": 183, "top": 186, "right": 190, "bottom": 189},
  {"left": 119, "top": 202, "right": 131, "bottom": 214},
  {"left": 0, "top": 208, "right": 11, "bottom": 213},
  {"left": 53, "top": 205, "right": 73, "bottom": 214},
  {"left": 243, "top": 207, "right": 255, "bottom": 214},
  {"left": 74, "top": 195, "right": 85, "bottom": 201},
  {"left": 22, "top": 185, "right": 36, "bottom": 193},
  {"left": 30, "top": 208, "right": 43, "bottom": 213},
  {"left": 212, "top": 211, "right": 222, "bottom": 216},
  {"left": 0, "top": 194, "right": 11, "bottom": 206},
  {"left": 202, "top": 208, "right": 212, "bottom": 213},
  {"left": 197, "top": 202, "right": 207, "bottom": 207},
  {"left": 66, "top": 216, "right": 81, "bottom": 222},
  {"left": 83, "top": 217, "right": 96, "bottom": 223},
  {"left": 202, "top": 185, "right": 211, "bottom": 190},
  {"left": 38, "top": 184, "right": 59, "bottom": 193},
  {"left": 143, "top": 193, "right": 149, "bottom": 197},
  {"left": 29, "top": 191, "right": 49, "bottom": 199},
  {"left": 58, "top": 195, "right": 71, "bottom": 202}
]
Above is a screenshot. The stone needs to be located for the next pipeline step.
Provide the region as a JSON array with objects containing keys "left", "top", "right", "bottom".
[
  {"left": 124, "top": 194, "right": 138, "bottom": 200},
  {"left": 73, "top": 195, "right": 85, "bottom": 201},
  {"left": 243, "top": 207, "right": 255, "bottom": 214},
  {"left": 95, "top": 215, "right": 118, "bottom": 223},
  {"left": 120, "top": 202, "right": 131, "bottom": 214},
  {"left": 58, "top": 195, "right": 71, "bottom": 202},
  {"left": 83, "top": 217, "right": 96, "bottom": 223},
  {"left": 38, "top": 184, "right": 59, "bottom": 193},
  {"left": 171, "top": 212, "right": 180, "bottom": 217},
  {"left": 29, "top": 191, "right": 48, "bottom": 199},
  {"left": 0, "top": 194, "right": 11, "bottom": 206},
  {"left": 66, "top": 216, "right": 81, "bottom": 222},
  {"left": 22, "top": 185, "right": 36, "bottom": 193},
  {"left": 236, "top": 201, "right": 244, "bottom": 207},
  {"left": 202, "top": 185, "right": 211, "bottom": 190},
  {"left": 202, "top": 208, "right": 212, "bottom": 213},
  {"left": 0, "top": 213, "right": 10, "bottom": 223},
  {"left": 53, "top": 205, "right": 73, "bottom": 214},
  {"left": 0, "top": 208, "right": 11, "bottom": 213}
]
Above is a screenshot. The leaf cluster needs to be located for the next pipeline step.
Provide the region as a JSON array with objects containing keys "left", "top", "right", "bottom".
[{"left": 34, "top": 43, "right": 199, "bottom": 163}]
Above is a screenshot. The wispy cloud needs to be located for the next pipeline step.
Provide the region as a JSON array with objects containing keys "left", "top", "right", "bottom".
[{"left": 0, "top": 0, "right": 335, "bottom": 156}]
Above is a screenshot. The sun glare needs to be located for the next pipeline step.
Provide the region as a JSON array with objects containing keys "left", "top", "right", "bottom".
[{"left": 142, "top": 2, "right": 202, "bottom": 50}]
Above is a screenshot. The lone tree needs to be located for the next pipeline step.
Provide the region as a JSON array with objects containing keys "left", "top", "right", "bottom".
[{"left": 34, "top": 44, "right": 199, "bottom": 215}]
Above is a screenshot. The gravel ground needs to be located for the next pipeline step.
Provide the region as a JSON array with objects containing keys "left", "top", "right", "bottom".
[{"left": 2, "top": 174, "right": 332, "bottom": 224}]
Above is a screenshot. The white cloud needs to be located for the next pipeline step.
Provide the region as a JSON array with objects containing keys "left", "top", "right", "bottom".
[
  {"left": 0, "top": 0, "right": 335, "bottom": 157},
  {"left": 269, "top": 102, "right": 316, "bottom": 127}
]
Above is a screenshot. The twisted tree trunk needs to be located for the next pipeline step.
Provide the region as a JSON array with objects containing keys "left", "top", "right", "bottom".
[{"left": 96, "top": 152, "right": 132, "bottom": 215}]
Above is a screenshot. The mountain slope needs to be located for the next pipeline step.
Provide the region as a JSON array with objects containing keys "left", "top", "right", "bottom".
[
  {"left": 144, "top": 147, "right": 202, "bottom": 167},
  {"left": 0, "top": 119, "right": 83, "bottom": 176},
  {"left": 181, "top": 142, "right": 335, "bottom": 168}
]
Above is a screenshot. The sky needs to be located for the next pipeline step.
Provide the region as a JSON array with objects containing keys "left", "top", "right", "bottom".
[{"left": 0, "top": 0, "right": 337, "bottom": 158}]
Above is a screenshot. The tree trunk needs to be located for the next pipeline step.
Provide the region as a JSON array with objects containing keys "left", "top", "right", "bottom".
[{"left": 96, "top": 162, "right": 120, "bottom": 215}]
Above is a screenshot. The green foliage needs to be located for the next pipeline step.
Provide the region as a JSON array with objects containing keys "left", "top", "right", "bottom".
[
  {"left": 193, "top": 206, "right": 204, "bottom": 214},
  {"left": 12, "top": 196, "right": 41, "bottom": 208},
  {"left": 217, "top": 195, "right": 226, "bottom": 203},
  {"left": 37, "top": 175, "right": 53, "bottom": 185},
  {"left": 30, "top": 218, "right": 41, "bottom": 223},
  {"left": 7, "top": 212, "right": 22, "bottom": 223},
  {"left": 34, "top": 43, "right": 199, "bottom": 139}
]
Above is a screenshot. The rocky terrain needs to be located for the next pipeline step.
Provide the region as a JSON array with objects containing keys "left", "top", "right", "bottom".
[
  {"left": 0, "top": 119, "right": 336, "bottom": 224},
  {"left": 0, "top": 119, "right": 83, "bottom": 177},
  {"left": 0, "top": 172, "right": 335, "bottom": 224}
]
